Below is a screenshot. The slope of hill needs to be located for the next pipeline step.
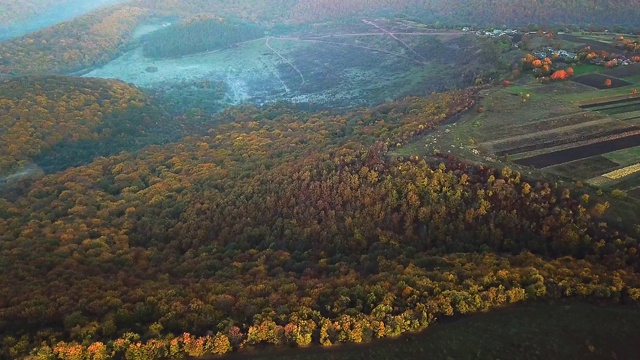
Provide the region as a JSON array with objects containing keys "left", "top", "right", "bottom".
[
  {"left": 130, "top": 0, "right": 640, "bottom": 27},
  {"left": 3, "top": 0, "right": 640, "bottom": 76},
  {"left": 1, "top": 85, "right": 638, "bottom": 359},
  {"left": 0, "top": 6, "right": 148, "bottom": 75},
  {"left": 0, "top": 0, "right": 128, "bottom": 40},
  {"left": 141, "top": 15, "right": 264, "bottom": 59},
  {"left": 0, "top": 76, "right": 171, "bottom": 178},
  {"left": 0, "top": 0, "right": 79, "bottom": 26},
  {"left": 2, "top": 2, "right": 640, "bottom": 359}
]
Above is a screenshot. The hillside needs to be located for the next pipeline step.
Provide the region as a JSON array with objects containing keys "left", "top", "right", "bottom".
[
  {"left": 2, "top": 2, "right": 640, "bottom": 360},
  {"left": 0, "top": 6, "right": 148, "bottom": 75},
  {"left": 0, "top": 0, "right": 78, "bottom": 27},
  {"left": 1, "top": 85, "right": 639, "bottom": 358},
  {"left": 130, "top": 0, "right": 640, "bottom": 27},
  {"left": 3, "top": 0, "right": 640, "bottom": 76},
  {"left": 0, "top": 76, "right": 171, "bottom": 178},
  {"left": 141, "top": 15, "right": 264, "bottom": 59}
]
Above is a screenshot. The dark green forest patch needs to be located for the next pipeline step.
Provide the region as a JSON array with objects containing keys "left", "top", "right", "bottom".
[{"left": 141, "top": 14, "right": 264, "bottom": 59}]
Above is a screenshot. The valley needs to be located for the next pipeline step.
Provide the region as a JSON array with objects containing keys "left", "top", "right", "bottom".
[
  {"left": 1, "top": 2, "right": 640, "bottom": 360},
  {"left": 84, "top": 18, "right": 499, "bottom": 112}
]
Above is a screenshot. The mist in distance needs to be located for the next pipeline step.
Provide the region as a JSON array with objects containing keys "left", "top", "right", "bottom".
[{"left": 0, "top": 0, "right": 127, "bottom": 40}]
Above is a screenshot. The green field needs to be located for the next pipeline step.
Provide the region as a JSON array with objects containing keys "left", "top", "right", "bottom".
[
  {"left": 604, "top": 146, "right": 640, "bottom": 166},
  {"left": 572, "top": 64, "right": 604, "bottom": 76}
]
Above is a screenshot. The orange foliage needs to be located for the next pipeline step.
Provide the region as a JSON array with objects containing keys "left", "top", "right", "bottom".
[
  {"left": 604, "top": 78, "right": 613, "bottom": 87},
  {"left": 550, "top": 70, "right": 568, "bottom": 80},
  {"left": 0, "top": 76, "right": 151, "bottom": 175}
]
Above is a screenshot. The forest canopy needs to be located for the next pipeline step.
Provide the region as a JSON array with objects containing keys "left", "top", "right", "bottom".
[
  {"left": 2, "top": 1, "right": 640, "bottom": 359},
  {"left": 1, "top": 85, "right": 639, "bottom": 359},
  {"left": 0, "top": 6, "right": 147, "bottom": 75},
  {"left": 0, "top": 76, "right": 172, "bottom": 177},
  {"left": 141, "top": 15, "right": 264, "bottom": 59}
]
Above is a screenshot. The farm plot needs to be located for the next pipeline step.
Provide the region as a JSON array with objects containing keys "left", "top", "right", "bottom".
[
  {"left": 579, "top": 96, "right": 640, "bottom": 122},
  {"left": 572, "top": 73, "right": 632, "bottom": 89},
  {"left": 495, "top": 125, "right": 638, "bottom": 156},
  {"left": 602, "top": 63, "right": 640, "bottom": 78},
  {"left": 596, "top": 171, "right": 640, "bottom": 191},
  {"left": 579, "top": 96, "right": 640, "bottom": 110},
  {"left": 514, "top": 133, "right": 640, "bottom": 168},
  {"left": 588, "top": 101, "right": 640, "bottom": 116},
  {"left": 400, "top": 66, "right": 640, "bottom": 194},
  {"left": 548, "top": 156, "right": 620, "bottom": 179},
  {"left": 499, "top": 112, "right": 606, "bottom": 136},
  {"left": 609, "top": 110, "right": 640, "bottom": 121},
  {"left": 604, "top": 146, "right": 640, "bottom": 165},
  {"left": 473, "top": 100, "right": 587, "bottom": 141},
  {"left": 601, "top": 163, "right": 640, "bottom": 180},
  {"left": 586, "top": 150, "right": 640, "bottom": 188}
]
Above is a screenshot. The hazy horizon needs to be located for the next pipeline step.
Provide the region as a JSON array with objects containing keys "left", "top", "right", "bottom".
[{"left": 0, "top": 0, "right": 127, "bottom": 40}]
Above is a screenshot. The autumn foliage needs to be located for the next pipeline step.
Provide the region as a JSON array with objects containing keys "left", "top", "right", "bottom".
[
  {"left": 2, "top": 2, "right": 640, "bottom": 358},
  {"left": 550, "top": 69, "right": 569, "bottom": 80},
  {"left": 0, "top": 82, "right": 639, "bottom": 359},
  {"left": 0, "top": 76, "right": 168, "bottom": 176},
  {"left": 0, "top": 0, "right": 80, "bottom": 27},
  {"left": 0, "top": 6, "right": 148, "bottom": 75}
]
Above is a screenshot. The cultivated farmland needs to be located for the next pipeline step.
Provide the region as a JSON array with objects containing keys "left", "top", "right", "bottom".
[{"left": 397, "top": 36, "right": 640, "bottom": 200}]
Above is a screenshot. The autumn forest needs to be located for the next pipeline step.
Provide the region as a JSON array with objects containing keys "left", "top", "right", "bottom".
[{"left": 2, "top": 1, "right": 640, "bottom": 359}]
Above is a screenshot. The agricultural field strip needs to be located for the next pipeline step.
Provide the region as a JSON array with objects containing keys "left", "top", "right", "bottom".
[
  {"left": 588, "top": 171, "right": 640, "bottom": 188},
  {"left": 601, "top": 163, "right": 640, "bottom": 179},
  {"left": 580, "top": 97, "right": 640, "bottom": 110},
  {"left": 572, "top": 73, "right": 633, "bottom": 89},
  {"left": 494, "top": 126, "right": 637, "bottom": 156},
  {"left": 480, "top": 110, "right": 597, "bottom": 140},
  {"left": 509, "top": 129, "right": 640, "bottom": 161},
  {"left": 588, "top": 176, "right": 613, "bottom": 187},
  {"left": 601, "top": 63, "right": 640, "bottom": 78},
  {"left": 577, "top": 94, "right": 638, "bottom": 107},
  {"left": 514, "top": 132, "right": 640, "bottom": 169},
  {"left": 613, "top": 110, "right": 640, "bottom": 120},
  {"left": 588, "top": 102, "right": 640, "bottom": 115},
  {"left": 481, "top": 117, "right": 615, "bottom": 147},
  {"left": 547, "top": 156, "right": 621, "bottom": 180},
  {"left": 605, "top": 170, "right": 640, "bottom": 190}
]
